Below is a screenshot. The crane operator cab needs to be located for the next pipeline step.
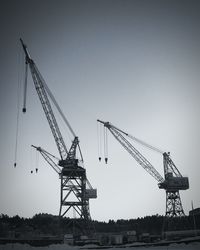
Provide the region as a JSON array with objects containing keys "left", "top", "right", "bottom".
[
  {"left": 158, "top": 174, "right": 189, "bottom": 191},
  {"left": 158, "top": 152, "right": 189, "bottom": 191}
]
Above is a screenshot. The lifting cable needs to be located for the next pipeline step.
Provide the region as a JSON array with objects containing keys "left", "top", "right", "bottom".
[
  {"left": 14, "top": 45, "right": 23, "bottom": 167},
  {"left": 22, "top": 62, "right": 28, "bottom": 113},
  {"left": 30, "top": 146, "right": 34, "bottom": 174},
  {"left": 104, "top": 126, "right": 108, "bottom": 164},
  {"left": 128, "top": 134, "right": 164, "bottom": 154},
  {"left": 41, "top": 75, "right": 76, "bottom": 138},
  {"left": 14, "top": 83, "right": 20, "bottom": 167},
  {"left": 30, "top": 145, "right": 39, "bottom": 174},
  {"left": 35, "top": 148, "right": 39, "bottom": 173},
  {"left": 97, "top": 121, "right": 102, "bottom": 162},
  {"left": 97, "top": 122, "right": 108, "bottom": 164}
]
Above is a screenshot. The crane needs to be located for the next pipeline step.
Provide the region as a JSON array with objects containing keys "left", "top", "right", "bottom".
[
  {"left": 20, "top": 38, "right": 97, "bottom": 222},
  {"left": 97, "top": 119, "right": 189, "bottom": 221}
]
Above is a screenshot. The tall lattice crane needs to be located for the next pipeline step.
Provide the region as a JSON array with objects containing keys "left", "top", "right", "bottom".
[
  {"left": 20, "top": 38, "right": 97, "bottom": 221},
  {"left": 97, "top": 119, "right": 189, "bottom": 220}
]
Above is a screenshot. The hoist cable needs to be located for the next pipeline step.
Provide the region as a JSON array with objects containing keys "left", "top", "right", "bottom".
[
  {"left": 14, "top": 46, "right": 23, "bottom": 167},
  {"left": 103, "top": 126, "right": 106, "bottom": 158},
  {"left": 97, "top": 122, "right": 102, "bottom": 161},
  {"left": 22, "top": 62, "right": 28, "bottom": 113},
  {"left": 35, "top": 149, "right": 39, "bottom": 172},
  {"left": 105, "top": 128, "right": 108, "bottom": 157},
  {"left": 40, "top": 75, "right": 76, "bottom": 138},
  {"left": 104, "top": 126, "right": 108, "bottom": 163},
  {"left": 100, "top": 122, "right": 103, "bottom": 159},
  {"left": 30, "top": 147, "right": 34, "bottom": 173},
  {"left": 128, "top": 134, "right": 164, "bottom": 154}
]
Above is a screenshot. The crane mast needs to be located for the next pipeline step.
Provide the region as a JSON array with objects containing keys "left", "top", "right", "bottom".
[
  {"left": 20, "top": 39, "right": 97, "bottom": 225},
  {"left": 97, "top": 119, "right": 189, "bottom": 225}
]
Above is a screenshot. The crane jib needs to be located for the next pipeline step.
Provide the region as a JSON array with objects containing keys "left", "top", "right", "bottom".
[
  {"left": 109, "top": 127, "right": 164, "bottom": 183},
  {"left": 20, "top": 38, "right": 76, "bottom": 161},
  {"left": 97, "top": 119, "right": 189, "bottom": 193},
  {"left": 97, "top": 119, "right": 164, "bottom": 182}
]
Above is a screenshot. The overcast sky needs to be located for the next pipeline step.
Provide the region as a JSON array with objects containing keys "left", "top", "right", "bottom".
[{"left": 0, "top": 0, "right": 200, "bottom": 222}]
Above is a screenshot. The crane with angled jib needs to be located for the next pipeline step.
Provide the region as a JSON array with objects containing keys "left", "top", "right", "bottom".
[
  {"left": 97, "top": 119, "right": 189, "bottom": 223},
  {"left": 20, "top": 38, "right": 97, "bottom": 222}
]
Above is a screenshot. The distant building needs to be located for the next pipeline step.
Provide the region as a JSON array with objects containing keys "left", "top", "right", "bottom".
[
  {"left": 125, "top": 230, "right": 137, "bottom": 243},
  {"left": 139, "top": 232, "right": 150, "bottom": 243},
  {"left": 97, "top": 232, "right": 123, "bottom": 245},
  {"left": 189, "top": 207, "right": 200, "bottom": 216},
  {"left": 110, "top": 234, "right": 123, "bottom": 245},
  {"left": 96, "top": 231, "right": 137, "bottom": 245},
  {"left": 64, "top": 234, "right": 74, "bottom": 245},
  {"left": 163, "top": 230, "right": 200, "bottom": 240}
]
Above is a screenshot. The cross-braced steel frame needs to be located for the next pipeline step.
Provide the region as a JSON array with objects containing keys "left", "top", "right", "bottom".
[
  {"left": 59, "top": 167, "right": 90, "bottom": 220},
  {"left": 165, "top": 190, "right": 185, "bottom": 217}
]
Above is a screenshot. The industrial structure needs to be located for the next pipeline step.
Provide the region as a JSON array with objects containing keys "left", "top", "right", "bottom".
[
  {"left": 97, "top": 119, "right": 189, "bottom": 227},
  {"left": 20, "top": 39, "right": 97, "bottom": 224}
]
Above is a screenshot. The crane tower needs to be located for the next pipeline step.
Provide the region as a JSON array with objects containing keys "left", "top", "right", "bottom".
[
  {"left": 97, "top": 120, "right": 189, "bottom": 221},
  {"left": 20, "top": 39, "right": 97, "bottom": 223}
]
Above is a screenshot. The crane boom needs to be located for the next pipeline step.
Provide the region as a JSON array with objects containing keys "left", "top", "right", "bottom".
[
  {"left": 20, "top": 38, "right": 68, "bottom": 160},
  {"left": 97, "top": 119, "right": 164, "bottom": 183},
  {"left": 31, "top": 145, "right": 61, "bottom": 174}
]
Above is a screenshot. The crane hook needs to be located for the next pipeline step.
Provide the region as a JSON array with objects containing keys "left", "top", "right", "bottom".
[{"left": 105, "top": 157, "right": 108, "bottom": 164}]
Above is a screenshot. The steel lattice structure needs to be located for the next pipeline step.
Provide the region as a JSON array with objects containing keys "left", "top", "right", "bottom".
[
  {"left": 97, "top": 119, "right": 189, "bottom": 229},
  {"left": 20, "top": 39, "right": 96, "bottom": 224}
]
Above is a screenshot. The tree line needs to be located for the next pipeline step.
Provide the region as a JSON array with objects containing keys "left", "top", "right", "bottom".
[{"left": 0, "top": 213, "right": 199, "bottom": 237}]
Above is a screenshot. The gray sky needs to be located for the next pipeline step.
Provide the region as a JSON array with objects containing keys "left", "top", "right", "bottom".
[{"left": 0, "top": 0, "right": 200, "bottom": 222}]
